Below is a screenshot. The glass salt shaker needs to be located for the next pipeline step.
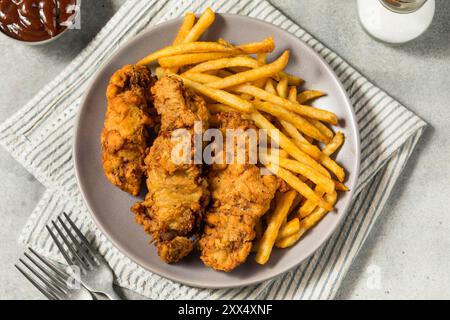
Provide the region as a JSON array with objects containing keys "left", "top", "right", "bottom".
[{"left": 357, "top": 0, "right": 435, "bottom": 44}]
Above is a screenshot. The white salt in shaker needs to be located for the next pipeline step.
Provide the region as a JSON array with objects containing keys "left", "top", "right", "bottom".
[{"left": 357, "top": 0, "right": 435, "bottom": 44}]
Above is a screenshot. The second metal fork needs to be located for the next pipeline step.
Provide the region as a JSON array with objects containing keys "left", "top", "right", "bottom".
[
  {"left": 46, "top": 212, "right": 122, "bottom": 300},
  {"left": 15, "top": 248, "right": 93, "bottom": 300}
]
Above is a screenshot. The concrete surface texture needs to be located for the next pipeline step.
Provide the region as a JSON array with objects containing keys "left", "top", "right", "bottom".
[{"left": 0, "top": 0, "right": 449, "bottom": 300}]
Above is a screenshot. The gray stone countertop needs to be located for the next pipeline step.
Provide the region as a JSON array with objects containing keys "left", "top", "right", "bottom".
[{"left": 0, "top": 0, "right": 449, "bottom": 299}]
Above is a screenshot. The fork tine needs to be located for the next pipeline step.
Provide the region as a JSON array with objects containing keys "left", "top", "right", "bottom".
[
  {"left": 57, "top": 217, "right": 97, "bottom": 267},
  {"left": 28, "top": 248, "right": 70, "bottom": 283},
  {"left": 23, "top": 251, "right": 67, "bottom": 289},
  {"left": 50, "top": 222, "right": 90, "bottom": 270},
  {"left": 15, "top": 264, "right": 58, "bottom": 300},
  {"left": 63, "top": 212, "right": 98, "bottom": 256},
  {"left": 46, "top": 225, "right": 80, "bottom": 268},
  {"left": 18, "top": 258, "right": 65, "bottom": 299}
]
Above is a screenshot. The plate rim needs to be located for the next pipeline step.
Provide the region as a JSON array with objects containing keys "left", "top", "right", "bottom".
[{"left": 73, "top": 13, "right": 361, "bottom": 289}]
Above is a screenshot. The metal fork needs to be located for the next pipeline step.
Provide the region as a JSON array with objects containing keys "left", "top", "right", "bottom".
[
  {"left": 46, "top": 212, "right": 122, "bottom": 300},
  {"left": 15, "top": 248, "right": 93, "bottom": 300}
]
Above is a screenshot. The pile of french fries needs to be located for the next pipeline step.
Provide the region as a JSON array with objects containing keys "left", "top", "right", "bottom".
[{"left": 137, "top": 8, "right": 348, "bottom": 265}]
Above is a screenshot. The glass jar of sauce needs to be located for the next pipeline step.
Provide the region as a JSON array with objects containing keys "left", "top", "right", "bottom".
[{"left": 0, "top": 0, "right": 78, "bottom": 43}]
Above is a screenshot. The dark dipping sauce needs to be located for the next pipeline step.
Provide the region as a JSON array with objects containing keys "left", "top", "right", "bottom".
[{"left": 0, "top": 0, "right": 77, "bottom": 42}]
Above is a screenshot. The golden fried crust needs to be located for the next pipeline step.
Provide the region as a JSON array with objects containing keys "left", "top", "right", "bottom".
[
  {"left": 101, "top": 65, "right": 156, "bottom": 196},
  {"left": 199, "top": 112, "right": 279, "bottom": 272},
  {"left": 157, "top": 237, "right": 194, "bottom": 263},
  {"left": 151, "top": 76, "right": 210, "bottom": 132},
  {"left": 132, "top": 76, "right": 210, "bottom": 264}
]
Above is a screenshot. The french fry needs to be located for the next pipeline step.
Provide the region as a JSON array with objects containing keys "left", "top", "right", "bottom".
[
  {"left": 255, "top": 190, "right": 297, "bottom": 264},
  {"left": 301, "top": 191, "right": 337, "bottom": 229},
  {"left": 233, "top": 84, "right": 338, "bottom": 125},
  {"left": 261, "top": 148, "right": 290, "bottom": 160},
  {"left": 207, "top": 103, "right": 236, "bottom": 114},
  {"left": 253, "top": 53, "right": 268, "bottom": 88},
  {"left": 334, "top": 180, "right": 349, "bottom": 191},
  {"left": 180, "top": 38, "right": 292, "bottom": 85},
  {"left": 298, "top": 134, "right": 345, "bottom": 217},
  {"left": 297, "top": 90, "right": 326, "bottom": 104},
  {"left": 275, "top": 231, "right": 304, "bottom": 248},
  {"left": 264, "top": 78, "right": 277, "bottom": 94},
  {"left": 270, "top": 148, "right": 290, "bottom": 159},
  {"left": 164, "top": 12, "right": 197, "bottom": 74},
  {"left": 249, "top": 111, "right": 329, "bottom": 176},
  {"left": 155, "top": 67, "right": 167, "bottom": 79},
  {"left": 265, "top": 163, "right": 333, "bottom": 211},
  {"left": 310, "top": 118, "right": 334, "bottom": 140},
  {"left": 278, "top": 85, "right": 322, "bottom": 157},
  {"left": 254, "top": 78, "right": 267, "bottom": 89},
  {"left": 280, "top": 121, "right": 321, "bottom": 159},
  {"left": 252, "top": 100, "right": 329, "bottom": 143},
  {"left": 182, "top": 8, "right": 215, "bottom": 43},
  {"left": 264, "top": 154, "right": 335, "bottom": 194},
  {"left": 280, "top": 191, "right": 337, "bottom": 247},
  {"left": 281, "top": 72, "right": 304, "bottom": 86},
  {"left": 173, "top": 13, "right": 196, "bottom": 45},
  {"left": 319, "top": 132, "right": 346, "bottom": 181},
  {"left": 178, "top": 76, "right": 254, "bottom": 113},
  {"left": 323, "top": 132, "right": 345, "bottom": 156},
  {"left": 185, "top": 56, "right": 260, "bottom": 74},
  {"left": 237, "top": 37, "right": 275, "bottom": 54},
  {"left": 299, "top": 189, "right": 325, "bottom": 218},
  {"left": 288, "top": 86, "right": 298, "bottom": 101},
  {"left": 217, "top": 38, "right": 232, "bottom": 47},
  {"left": 257, "top": 53, "right": 267, "bottom": 63},
  {"left": 279, "top": 99, "right": 344, "bottom": 181},
  {"left": 137, "top": 42, "right": 238, "bottom": 66},
  {"left": 182, "top": 72, "right": 221, "bottom": 84},
  {"left": 159, "top": 52, "right": 236, "bottom": 68},
  {"left": 183, "top": 39, "right": 287, "bottom": 84},
  {"left": 280, "top": 89, "right": 322, "bottom": 158},
  {"left": 281, "top": 118, "right": 344, "bottom": 182},
  {"left": 207, "top": 51, "right": 290, "bottom": 89},
  {"left": 276, "top": 76, "right": 289, "bottom": 98},
  {"left": 240, "top": 93, "right": 253, "bottom": 101},
  {"left": 215, "top": 38, "right": 274, "bottom": 57},
  {"left": 276, "top": 218, "right": 300, "bottom": 240},
  {"left": 239, "top": 84, "right": 343, "bottom": 181},
  {"left": 319, "top": 153, "right": 345, "bottom": 182}
]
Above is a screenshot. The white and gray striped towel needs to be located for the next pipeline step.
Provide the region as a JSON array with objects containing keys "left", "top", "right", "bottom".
[{"left": 0, "top": 0, "right": 427, "bottom": 299}]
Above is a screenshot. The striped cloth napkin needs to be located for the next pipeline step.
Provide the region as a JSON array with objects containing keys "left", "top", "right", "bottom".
[{"left": 0, "top": 0, "right": 426, "bottom": 299}]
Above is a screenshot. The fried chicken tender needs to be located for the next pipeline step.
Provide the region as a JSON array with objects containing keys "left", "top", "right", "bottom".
[
  {"left": 199, "top": 113, "right": 279, "bottom": 272},
  {"left": 101, "top": 64, "right": 156, "bottom": 196},
  {"left": 132, "top": 76, "right": 210, "bottom": 263}
]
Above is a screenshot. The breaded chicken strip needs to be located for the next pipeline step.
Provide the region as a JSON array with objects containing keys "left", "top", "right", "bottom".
[
  {"left": 101, "top": 65, "right": 156, "bottom": 196},
  {"left": 132, "top": 76, "right": 210, "bottom": 263},
  {"left": 199, "top": 112, "right": 279, "bottom": 272}
]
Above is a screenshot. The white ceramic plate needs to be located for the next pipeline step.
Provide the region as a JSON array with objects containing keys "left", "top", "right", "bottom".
[{"left": 74, "top": 14, "right": 360, "bottom": 289}]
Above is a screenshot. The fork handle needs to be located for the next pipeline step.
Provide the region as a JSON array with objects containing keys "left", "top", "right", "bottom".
[{"left": 103, "top": 286, "right": 122, "bottom": 300}]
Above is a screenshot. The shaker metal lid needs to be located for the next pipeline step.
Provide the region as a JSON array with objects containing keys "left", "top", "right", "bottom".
[{"left": 379, "top": 0, "right": 428, "bottom": 14}]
